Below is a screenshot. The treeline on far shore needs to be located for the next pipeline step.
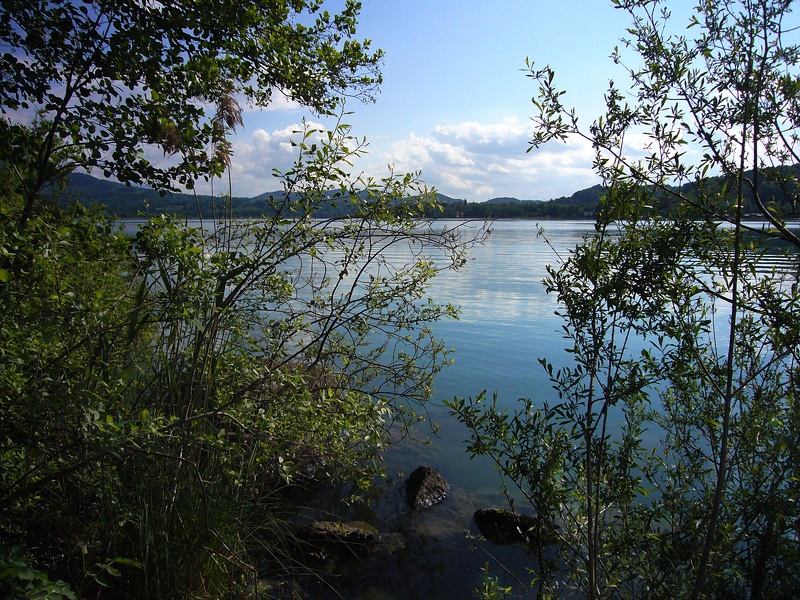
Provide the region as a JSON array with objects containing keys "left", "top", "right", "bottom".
[
  {"left": 55, "top": 172, "right": 604, "bottom": 219},
  {"left": 57, "top": 169, "right": 800, "bottom": 222},
  {"left": 427, "top": 185, "right": 602, "bottom": 220}
]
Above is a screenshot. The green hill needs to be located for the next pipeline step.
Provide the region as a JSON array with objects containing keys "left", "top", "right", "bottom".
[
  {"left": 54, "top": 171, "right": 799, "bottom": 221},
  {"left": 55, "top": 173, "right": 603, "bottom": 220},
  {"left": 53, "top": 173, "right": 275, "bottom": 218}
]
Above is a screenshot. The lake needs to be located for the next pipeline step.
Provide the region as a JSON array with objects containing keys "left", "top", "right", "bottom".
[
  {"left": 308, "top": 220, "right": 592, "bottom": 599},
  {"left": 123, "top": 217, "right": 580, "bottom": 596},
  {"left": 325, "top": 217, "right": 798, "bottom": 599},
  {"left": 123, "top": 217, "right": 797, "bottom": 597},
  {"left": 383, "top": 220, "right": 587, "bottom": 495}
]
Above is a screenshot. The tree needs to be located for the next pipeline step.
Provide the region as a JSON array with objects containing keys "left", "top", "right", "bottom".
[
  {"left": 450, "top": 1, "right": 800, "bottom": 598},
  {"left": 0, "top": 91, "right": 486, "bottom": 600},
  {"left": 0, "top": 0, "right": 383, "bottom": 228},
  {"left": 0, "top": 2, "right": 488, "bottom": 597}
]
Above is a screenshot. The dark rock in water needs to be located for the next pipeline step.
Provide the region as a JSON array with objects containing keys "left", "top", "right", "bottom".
[
  {"left": 297, "top": 520, "right": 377, "bottom": 562},
  {"left": 405, "top": 465, "right": 450, "bottom": 511},
  {"left": 473, "top": 508, "right": 558, "bottom": 547}
]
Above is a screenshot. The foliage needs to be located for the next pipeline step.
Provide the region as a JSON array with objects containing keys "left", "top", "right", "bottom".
[
  {"left": 0, "top": 2, "right": 487, "bottom": 597},
  {"left": 450, "top": 1, "right": 800, "bottom": 598},
  {"left": 477, "top": 562, "right": 514, "bottom": 600},
  {"left": 427, "top": 188, "right": 603, "bottom": 220},
  {"left": 0, "top": 115, "right": 484, "bottom": 597},
  {"left": 58, "top": 173, "right": 603, "bottom": 220},
  {"left": 1, "top": 547, "right": 78, "bottom": 600},
  {"left": 0, "top": 0, "right": 383, "bottom": 226},
  {"left": 61, "top": 165, "right": 800, "bottom": 222}
]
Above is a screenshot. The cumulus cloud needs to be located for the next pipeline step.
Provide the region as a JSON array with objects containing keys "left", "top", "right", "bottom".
[
  {"left": 185, "top": 120, "right": 331, "bottom": 197},
  {"left": 381, "top": 118, "right": 598, "bottom": 201},
  {"left": 245, "top": 89, "right": 302, "bottom": 113},
  {"left": 434, "top": 117, "right": 529, "bottom": 148},
  {"left": 228, "top": 86, "right": 302, "bottom": 115},
  {"left": 188, "top": 115, "right": 600, "bottom": 201}
]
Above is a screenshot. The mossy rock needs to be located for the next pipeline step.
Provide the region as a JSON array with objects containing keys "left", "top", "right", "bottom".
[
  {"left": 473, "top": 508, "right": 559, "bottom": 547},
  {"left": 297, "top": 520, "right": 377, "bottom": 562}
]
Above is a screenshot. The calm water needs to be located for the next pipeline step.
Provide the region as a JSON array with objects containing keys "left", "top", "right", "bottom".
[
  {"left": 124, "top": 217, "right": 580, "bottom": 596},
  {"left": 311, "top": 220, "right": 589, "bottom": 599},
  {"left": 384, "top": 220, "right": 591, "bottom": 496},
  {"left": 358, "top": 218, "right": 798, "bottom": 599},
  {"left": 124, "top": 217, "right": 797, "bottom": 597}
]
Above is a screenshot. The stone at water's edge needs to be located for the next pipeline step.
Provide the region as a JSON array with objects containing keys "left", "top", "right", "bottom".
[
  {"left": 297, "top": 520, "right": 377, "bottom": 562},
  {"left": 473, "top": 508, "right": 559, "bottom": 547},
  {"left": 405, "top": 465, "right": 450, "bottom": 511}
]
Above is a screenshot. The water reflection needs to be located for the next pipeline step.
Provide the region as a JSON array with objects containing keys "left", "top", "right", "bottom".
[
  {"left": 429, "top": 220, "right": 596, "bottom": 324},
  {"left": 118, "top": 217, "right": 798, "bottom": 598},
  {"left": 376, "top": 219, "right": 798, "bottom": 598}
]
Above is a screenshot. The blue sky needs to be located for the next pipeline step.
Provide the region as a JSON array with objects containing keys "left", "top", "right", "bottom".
[{"left": 208, "top": 1, "right": 637, "bottom": 201}]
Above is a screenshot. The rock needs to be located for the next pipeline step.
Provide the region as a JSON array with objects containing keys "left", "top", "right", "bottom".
[
  {"left": 405, "top": 465, "right": 450, "bottom": 511},
  {"left": 375, "top": 532, "right": 406, "bottom": 556},
  {"left": 473, "top": 508, "right": 558, "bottom": 547},
  {"left": 297, "top": 520, "right": 377, "bottom": 562}
]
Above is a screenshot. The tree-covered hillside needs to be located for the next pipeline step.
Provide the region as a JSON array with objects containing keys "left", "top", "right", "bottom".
[
  {"left": 430, "top": 185, "right": 604, "bottom": 219},
  {"left": 59, "top": 171, "right": 606, "bottom": 219},
  {"left": 63, "top": 169, "right": 798, "bottom": 222},
  {"left": 55, "top": 172, "right": 351, "bottom": 218}
]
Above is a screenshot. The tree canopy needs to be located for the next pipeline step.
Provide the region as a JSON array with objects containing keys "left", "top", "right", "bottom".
[
  {"left": 0, "top": 0, "right": 383, "bottom": 226},
  {"left": 0, "top": 2, "right": 488, "bottom": 598}
]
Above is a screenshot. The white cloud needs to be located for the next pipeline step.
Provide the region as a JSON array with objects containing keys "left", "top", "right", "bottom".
[
  {"left": 185, "top": 115, "right": 600, "bottom": 201},
  {"left": 259, "top": 91, "right": 302, "bottom": 113},
  {"left": 183, "top": 120, "right": 332, "bottom": 197},
  {"left": 434, "top": 117, "right": 528, "bottom": 147},
  {"left": 240, "top": 88, "right": 302, "bottom": 113},
  {"left": 380, "top": 119, "right": 598, "bottom": 201}
]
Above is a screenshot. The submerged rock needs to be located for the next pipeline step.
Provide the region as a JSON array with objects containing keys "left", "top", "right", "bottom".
[
  {"left": 405, "top": 465, "right": 450, "bottom": 511},
  {"left": 473, "top": 508, "right": 558, "bottom": 547},
  {"left": 298, "top": 520, "right": 377, "bottom": 562}
]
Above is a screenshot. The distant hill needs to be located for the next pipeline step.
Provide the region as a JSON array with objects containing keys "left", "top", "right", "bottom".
[
  {"left": 550, "top": 184, "right": 605, "bottom": 205},
  {"left": 485, "top": 196, "right": 541, "bottom": 204},
  {"left": 56, "top": 173, "right": 390, "bottom": 219},
  {"left": 432, "top": 185, "right": 604, "bottom": 220},
  {"left": 54, "top": 173, "right": 474, "bottom": 218},
  {"left": 54, "top": 170, "right": 798, "bottom": 222},
  {"left": 53, "top": 173, "right": 607, "bottom": 220},
  {"left": 53, "top": 173, "right": 265, "bottom": 218},
  {"left": 434, "top": 193, "right": 467, "bottom": 204}
]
